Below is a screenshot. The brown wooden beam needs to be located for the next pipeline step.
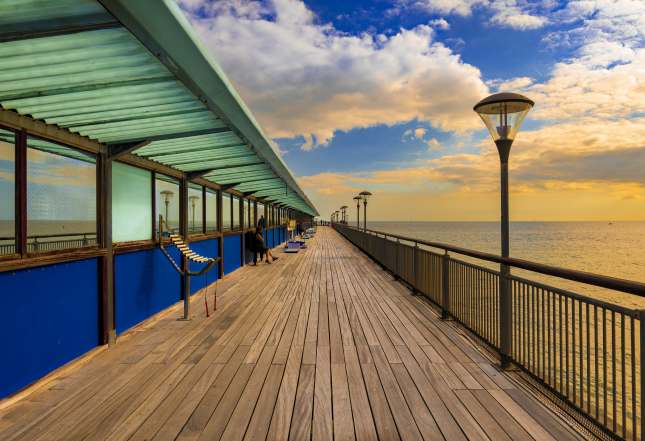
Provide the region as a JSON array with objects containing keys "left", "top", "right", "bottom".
[
  {"left": 107, "top": 140, "right": 150, "bottom": 159},
  {"left": 98, "top": 151, "right": 115, "bottom": 346},
  {"left": 15, "top": 130, "right": 27, "bottom": 257}
]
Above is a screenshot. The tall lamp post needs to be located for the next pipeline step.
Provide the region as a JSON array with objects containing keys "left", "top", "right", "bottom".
[
  {"left": 160, "top": 190, "right": 174, "bottom": 232},
  {"left": 359, "top": 190, "right": 372, "bottom": 231},
  {"left": 353, "top": 196, "right": 361, "bottom": 228},
  {"left": 188, "top": 195, "right": 200, "bottom": 233},
  {"left": 340, "top": 206, "right": 348, "bottom": 224},
  {"left": 474, "top": 92, "right": 533, "bottom": 368}
]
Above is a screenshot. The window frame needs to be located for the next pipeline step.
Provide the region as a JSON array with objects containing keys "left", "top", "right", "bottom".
[
  {"left": 25, "top": 132, "right": 100, "bottom": 256},
  {"left": 0, "top": 125, "right": 18, "bottom": 260}
]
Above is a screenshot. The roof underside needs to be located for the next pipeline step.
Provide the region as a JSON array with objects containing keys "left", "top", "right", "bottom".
[{"left": 0, "top": 0, "right": 317, "bottom": 216}]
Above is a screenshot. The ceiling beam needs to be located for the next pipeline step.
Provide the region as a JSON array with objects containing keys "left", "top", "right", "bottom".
[
  {"left": 115, "top": 127, "right": 231, "bottom": 145},
  {"left": 216, "top": 173, "right": 275, "bottom": 184},
  {"left": 0, "top": 20, "right": 121, "bottom": 43},
  {"left": 138, "top": 142, "right": 247, "bottom": 158},
  {"left": 107, "top": 140, "right": 150, "bottom": 159},
  {"left": 182, "top": 161, "right": 265, "bottom": 175}
]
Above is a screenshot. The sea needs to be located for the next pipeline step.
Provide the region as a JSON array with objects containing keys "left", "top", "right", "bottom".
[{"left": 366, "top": 221, "right": 645, "bottom": 309}]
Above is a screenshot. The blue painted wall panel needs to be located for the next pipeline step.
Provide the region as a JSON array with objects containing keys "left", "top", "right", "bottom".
[
  {"left": 115, "top": 247, "right": 181, "bottom": 335},
  {"left": 0, "top": 259, "right": 99, "bottom": 398},
  {"left": 189, "top": 238, "right": 220, "bottom": 294},
  {"left": 223, "top": 234, "right": 242, "bottom": 274}
]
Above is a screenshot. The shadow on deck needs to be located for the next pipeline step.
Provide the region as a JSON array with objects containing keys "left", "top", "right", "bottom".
[{"left": 0, "top": 227, "right": 595, "bottom": 441}]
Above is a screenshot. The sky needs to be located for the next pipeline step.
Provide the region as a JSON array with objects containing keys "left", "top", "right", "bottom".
[{"left": 177, "top": 0, "right": 645, "bottom": 221}]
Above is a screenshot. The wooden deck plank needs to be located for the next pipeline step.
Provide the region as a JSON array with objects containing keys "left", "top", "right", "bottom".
[{"left": 0, "top": 227, "right": 593, "bottom": 441}]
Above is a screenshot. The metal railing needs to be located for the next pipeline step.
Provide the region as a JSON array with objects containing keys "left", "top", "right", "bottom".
[
  {"left": 333, "top": 223, "right": 645, "bottom": 441},
  {"left": 0, "top": 233, "right": 97, "bottom": 254}
]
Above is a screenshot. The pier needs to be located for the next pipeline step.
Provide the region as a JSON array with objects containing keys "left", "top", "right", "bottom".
[{"left": 0, "top": 227, "right": 588, "bottom": 441}]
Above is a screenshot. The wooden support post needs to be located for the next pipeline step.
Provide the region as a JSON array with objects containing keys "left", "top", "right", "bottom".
[
  {"left": 179, "top": 177, "right": 190, "bottom": 320},
  {"left": 240, "top": 196, "right": 245, "bottom": 266},
  {"left": 217, "top": 189, "right": 224, "bottom": 279},
  {"left": 15, "top": 130, "right": 27, "bottom": 257},
  {"left": 98, "top": 151, "right": 116, "bottom": 345}
]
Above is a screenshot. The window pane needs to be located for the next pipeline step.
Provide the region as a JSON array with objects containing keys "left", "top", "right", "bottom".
[
  {"left": 0, "top": 129, "right": 15, "bottom": 255},
  {"left": 258, "top": 203, "right": 265, "bottom": 226},
  {"left": 222, "top": 193, "right": 231, "bottom": 230},
  {"left": 27, "top": 137, "right": 96, "bottom": 252},
  {"left": 206, "top": 189, "right": 218, "bottom": 232},
  {"left": 155, "top": 174, "right": 179, "bottom": 235},
  {"left": 232, "top": 196, "right": 240, "bottom": 230},
  {"left": 250, "top": 201, "right": 256, "bottom": 228},
  {"left": 188, "top": 184, "right": 203, "bottom": 235},
  {"left": 112, "top": 162, "right": 151, "bottom": 242},
  {"left": 243, "top": 199, "right": 249, "bottom": 229}
]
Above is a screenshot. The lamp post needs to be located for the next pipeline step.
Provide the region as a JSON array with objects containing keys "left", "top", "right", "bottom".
[
  {"left": 359, "top": 190, "right": 372, "bottom": 231},
  {"left": 340, "top": 206, "right": 348, "bottom": 224},
  {"left": 160, "top": 190, "right": 174, "bottom": 231},
  {"left": 474, "top": 92, "right": 533, "bottom": 368},
  {"left": 353, "top": 196, "right": 361, "bottom": 228},
  {"left": 189, "top": 195, "right": 200, "bottom": 233}
]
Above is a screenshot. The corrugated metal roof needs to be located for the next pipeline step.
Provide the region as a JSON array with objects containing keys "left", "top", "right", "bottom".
[{"left": 0, "top": 0, "right": 317, "bottom": 216}]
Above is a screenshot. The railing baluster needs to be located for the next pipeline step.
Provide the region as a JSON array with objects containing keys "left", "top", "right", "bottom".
[
  {"left": 613, "top": 310, "right": 617, "bottom": 432},
  {"left": 622, "top": 313, "right": 626, "bottom": 438}
]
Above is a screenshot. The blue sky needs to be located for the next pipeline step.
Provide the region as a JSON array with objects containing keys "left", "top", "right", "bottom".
[{"left": 179, "top": 0, "right": 645, "bottom": 220}]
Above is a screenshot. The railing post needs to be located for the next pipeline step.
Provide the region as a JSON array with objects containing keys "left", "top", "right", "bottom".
[
  {"left": 632, "top": 309, "right": 645, "bottom": 439},
  {"left": 394, "top": 238, "right": 400, "bottom": 280},
  {"left": 412, "top": 242, "right": 419, "bottom": 295},
  {"left": 33, "top": 237, "right": 38, "bottom": 252},
  {"left": 441, "top": 251, "right": 450, "bottom": 319},
  {"left": 499, "top": 264, "right": 512, "bottom": 368}
]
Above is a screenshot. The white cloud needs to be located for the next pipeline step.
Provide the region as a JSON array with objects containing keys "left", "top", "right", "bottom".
[
  {"left": 488, "top": 0, "right": 548, "bottom": 30},
  {"left": 429, "top": 18, "right": 450, "bottom": 29},
  {"left": 178, "top": 0, "right": 488, "bottom": 148},
  {"left": 396, "top": 0, "right": 550, "bottom": 29},
  {"left": 427, "top": 138, "right": 442, "bottom": 150}
]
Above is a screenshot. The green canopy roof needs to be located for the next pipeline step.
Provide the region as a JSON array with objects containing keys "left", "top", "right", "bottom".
[{"left": 0, "top": 0, "right": 318, "bottom": 216}]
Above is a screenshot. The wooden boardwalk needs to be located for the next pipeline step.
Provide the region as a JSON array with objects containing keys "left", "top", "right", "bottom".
[{"left": 0, "top": 227, "right": 592, "bottom": 441}]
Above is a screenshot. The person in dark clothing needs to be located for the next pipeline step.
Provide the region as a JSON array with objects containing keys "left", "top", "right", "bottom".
[
  {"left": 258, "top": 215, "right": 266, "bottom": 229},
  {"left": 252, "top": 225, "right": 278, "bottom": 265}
]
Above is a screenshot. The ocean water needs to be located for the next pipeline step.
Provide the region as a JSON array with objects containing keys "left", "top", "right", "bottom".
[{"left": 366, "top": 221, "right": 645, "bottom": 308}]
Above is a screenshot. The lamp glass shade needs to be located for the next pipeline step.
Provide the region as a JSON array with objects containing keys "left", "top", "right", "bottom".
[
  {"left": 359, "top": 190, "right": 372, "bottom": 202},
  {"left": 474, "top": 93, "right": 533, "bottom": 142}
]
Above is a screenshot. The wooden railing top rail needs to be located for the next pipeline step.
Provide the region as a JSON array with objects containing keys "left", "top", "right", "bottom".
[{"left": 334, "top": 223, "right": 645, "bottom": 297}]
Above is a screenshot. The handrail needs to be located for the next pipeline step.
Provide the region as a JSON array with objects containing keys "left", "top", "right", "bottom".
[
  {"left": 0, "top": 232, "right": 96, "bottom": 240},
  {"left": 337, "top": 224, "right": 645, "bottom": 297}
]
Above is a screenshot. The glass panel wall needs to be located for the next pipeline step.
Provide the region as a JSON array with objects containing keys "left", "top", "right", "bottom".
[
  {"left": 258, "top": 203, "right": 265, "bottom": 228},
  {"left": 27, "top": 136, "right": 96, "bottom": 251},
  {"left": 205, "top": 189, "right": 218, "bottom": 232},
  {"left": 232, "top": 196, "right": 240, "bottom": 230},
  {"left": 155, "top": 174, "right": 179, "bottom": 235},
  {"left": 250, "top": 200, "right": 256, "bottom": 228},
  {"left": 243, "top": 199, "right": 249, "bottom": 229},
  {"left": 188, "top": 184, "right": 203, "bottom": 235},
  {"left": 0, "top": 129, "right": 15, "bottom": 255},
  {"left": 222, "top": 193, "right": 231, "bottom": 230},
  {"left": 112, "top": 162, "right": 151, "bottom": 242}
]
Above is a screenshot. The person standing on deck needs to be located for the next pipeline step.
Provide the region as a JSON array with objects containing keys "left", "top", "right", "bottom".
[{"left": 257, "top": 215, "right": 266, "bottom": 229}]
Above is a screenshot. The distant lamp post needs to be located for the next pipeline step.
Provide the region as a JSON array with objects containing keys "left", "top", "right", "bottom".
[
  {"left": 474, "top": 92, "right": 533, "bottom": 368},
  {"left": 160, "top": 190, "right": 174, "bottom": 230},
  {"left": 340, "top": 206, "right": 348, "bottom": 224},
  {"left": 359, "top": 190, "right": 372, "bottom": 231},
  {"left": 189, "top": 195, "right": 200, "bottom": 233},
  {"left": 353, "top": 195, "right": 361, "bottom": 228}
]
